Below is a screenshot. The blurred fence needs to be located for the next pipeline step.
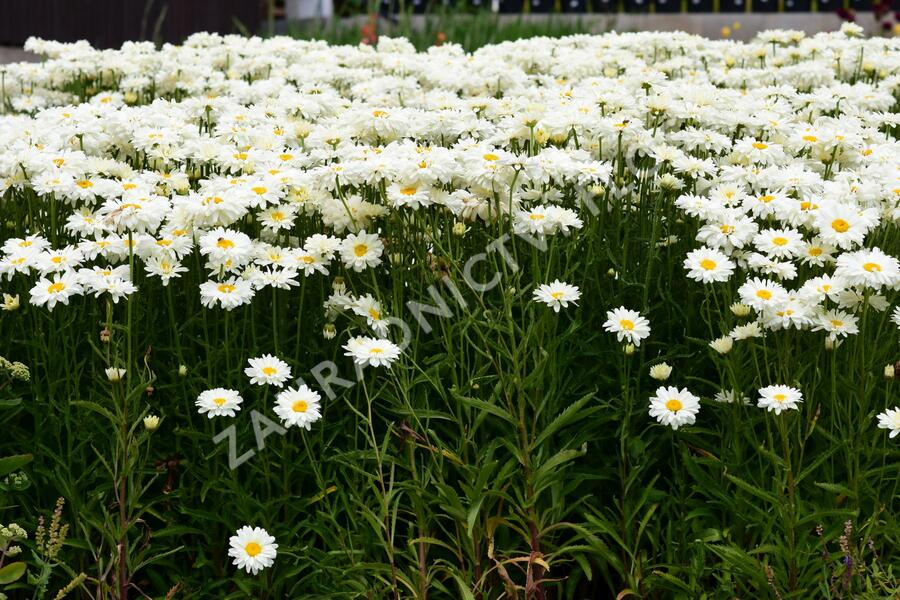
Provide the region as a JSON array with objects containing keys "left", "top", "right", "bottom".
[
  {"left": 0, "top": 0, "right": 888, "bottom": 51},
  {"left": 377, "top": 0, "right": 879, "bottom": 12}
]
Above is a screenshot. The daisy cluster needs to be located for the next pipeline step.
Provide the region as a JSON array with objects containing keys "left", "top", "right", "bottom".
[{"left": 1, "top": 28, "right": 899, "bottom": 446}]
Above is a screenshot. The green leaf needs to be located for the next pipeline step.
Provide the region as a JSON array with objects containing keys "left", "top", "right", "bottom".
[
  {"left": 0, "top": 562, "right": 26, "bottom": 584},
  {"left": 0, "top": 454, "right": 32, "bottom": 478},
  {"left": 813, "top": 481, "right": 857, "bottom": 499},
  {"left": 453, "top": 394, "right": 516, "bottom": 426},
  {"left": 723, "top": 473, "right": 779, "bottom": 505},
  {"left": 533, "top": 392, "right": 597, "bottom": 448}
]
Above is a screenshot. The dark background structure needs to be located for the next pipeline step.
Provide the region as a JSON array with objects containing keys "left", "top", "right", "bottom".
[{"left": 0, "top": 0, "right": 262, "bottom": 48}]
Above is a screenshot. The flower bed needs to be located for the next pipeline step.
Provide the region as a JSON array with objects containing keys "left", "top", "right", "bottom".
[{"left": 0, "top": 25, "right": 898, "bottom": 598}]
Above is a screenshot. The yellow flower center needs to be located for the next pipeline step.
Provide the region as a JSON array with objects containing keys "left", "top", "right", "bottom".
[
  {"left": 700, "top": 259, "right": 717, "bottom": 270},
  {"left": 863, "top": 262, "right": 881, "bottom": 272},
  {"left": 752, "top": 142, "right": 768, "bottom": 150},
  {"left": 217, "top": 284, "right": 236, "bottom": 294},
  {"left": 831, "top": 219, "right": 850, "bottom": 233},
  {"left": 252, "top": 186, "right": 267, "bottom": 195},
  {"left": 76, "top": 180, "right": 93, "bottom": 189},
  {"left": 400, "top": 186, "right": 418, "bottom": 196},
  {"left": 217, "top": 239, "right": 235, "bottom": 249},
  {"left": 620, "top": 319, "right": 634, "bottom": 331},
  {"left": 292, "top": 400, "right": 308, "bottom": 413},
  {"left": 665, "top": 399, "right": 683, "bottom": 412},
  {"left": 245, "top": 542, "right": 262, "bottom": 557},
  {"left": 756, "top": 289, "right": 773, "bottom": 300},
  {"left": 802, "top": 135, "right": 817, "bottom": 142},
  {"left": 720, "top": 224, "right": 735, "bottom": 234},
  {"left": 759, "top": 194, "right": 775, "bottom": 203},
  {"left": 262, "top": 367, "right": 277, "bottom": 376},
  {"left": 830, "top": 319, "right": 843, "bottom": 328},
  {"left": 270, "top": 211, "right": 284, "bottom": 222},
  {"left": 482, "top": 153, "right": 499, "bottom": 161},
  {"left": 47, "top": 282, "right": 65, "bottom": 294},
  {"left": 772, "top": 237, "right": 788, "bottom": 246},
  {"left": 369, "top": 308, "right": 381, "bottom": 320},
  {"left": 369, "top": 347, "right": 383, "bottom": 354},
  {"left": 773, "top": 393, "right": 786, "bottom": 403},
  {"left": 808, "top": 247, "right": 823, "bottom": 256},
  {"left": 354, "top": 244, "right": 369, "bottom": 257},
  {"left": 551, "top": 291, "right": 564, "bottom": 299},
  {"left": 372, "top": 110, "right": 388, "bottom": 118},
  {"left": 213, "top": 397, "right": 227, "bottom": 406}
]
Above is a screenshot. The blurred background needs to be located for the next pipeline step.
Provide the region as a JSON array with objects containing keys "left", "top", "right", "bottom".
[{"left": 0, "top": 0, "right": 896, "bottom": 61}]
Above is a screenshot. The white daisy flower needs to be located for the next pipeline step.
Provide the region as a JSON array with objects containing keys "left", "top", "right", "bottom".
[
  {"left": 757, "top": 385, "right": 803, "bottom": 415},
  {"left": 339, "top": 230, "right": 384, "bottom": 272},
  {"left": 532, "top": 280, "right": 581, "bottom": 312},
  {"left": 196, "top": 388, "right": 243, "bottom": 418},
  {"left": 683, "top": 247, "right": 735, "bottom": 283},
  {"left": 834, "top": 248, "right": 900, "bottom": 290},
  {"left": 228, "top": 526, "right": 278, "bottom": 575},
  {"left": 244, "top": 354, "right": 292, "bottom": 387},
  {"left": 29, "top": 272, "right": 83, "bottom": 310},
  {"left": 603, "top": 307, "right": 651, "bottom": 346},
  {"left": 648, "top": 386, "right": 700, "bottom": 430},
  {"left": 199, "top": 278, "right": 255, "bottom": 310},
  {"left": 811, "top": 309, "right": 859, "bottom": 340},
  {"left": 738, "top": 277, "right": 788, "bottom": 312},
  {"left": 343, "top": 336, "right": 402, "bottom": 368},
  {"left": 274, "top": 385, "right": 323, "bottom": 430},
  {"left": 876, "top": 408, "right": 900, "bottom": 439}
]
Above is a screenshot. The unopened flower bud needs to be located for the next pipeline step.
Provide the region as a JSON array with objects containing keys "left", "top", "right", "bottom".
[
  {"left": 323, "top": 323, "right": 337, "bottom": 340},
  {"left": 710, "top": 336, "right": 734, "bottom": 355},
  {"left": 885, "top": 364, "right": 896, "bottom": 379},
  {"left": 730, "top": 302, "right": 752, "bottom": 317},
  {"left": 143, "top": 415, "right": 160, "bottom": 431},
  {"left": 105, "top": 367, "right": 126, "bottom": 382},
  {"left": 1, "top": 293, "right": 19, "bottom": 312},
  {"left": 624, "top": 344, "right": 636, "bottom": 356},
  {"left": 649, "top": 362, "right": 672, "bottom": 381}
]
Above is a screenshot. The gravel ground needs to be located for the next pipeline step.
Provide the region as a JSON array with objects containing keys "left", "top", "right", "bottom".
[{"left": 0, "top": 47, "right": 38, "bottom": 64}]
